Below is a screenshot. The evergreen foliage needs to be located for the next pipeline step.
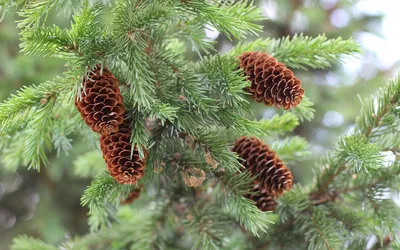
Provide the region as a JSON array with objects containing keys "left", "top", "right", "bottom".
[{"left": 2, "top": 0, "right": 399, "bottom": 249}]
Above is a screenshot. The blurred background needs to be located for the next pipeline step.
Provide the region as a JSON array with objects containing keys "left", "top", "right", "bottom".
[{"left": 1, "top": 0, "right": 399, "bottom": 248}]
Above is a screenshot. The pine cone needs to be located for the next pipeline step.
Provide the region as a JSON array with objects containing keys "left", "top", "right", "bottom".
[
  {"left": 245, "top": 182, "right": 277, "bottom": 212},
  {"left": 121, "top": 186, "right": 142, "bottom": 205},
  {"left": 100, "top": 119, "right": 147, "bottom": 185},
  {"left": 75, "top": 66, "right": 125, "bottom": 135},
  {"left": 239, "top": 52, "right": 304, "bottom": 110},
  {"left": 232, "top": 136, "right": 293, "bottom": 196}
]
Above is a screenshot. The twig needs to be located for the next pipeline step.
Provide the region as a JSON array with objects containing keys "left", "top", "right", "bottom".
[{"left": 310, "top": 213, "right": 333, "bottom": 250}]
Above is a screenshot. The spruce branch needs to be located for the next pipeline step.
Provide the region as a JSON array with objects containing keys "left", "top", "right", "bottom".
[
  {"left": 305, "top": 207, "right": 346, "bottom": 250},
  {"left": 17, "top": 0, "right": 58, "bottom": 28},
  {"left": 5, "top": 0, "right": 398, "bottom": 248},
  {"left": 73, "top": 150, "right": 105, "bottom": 178},
  {"left": 81, "top": 172, "right": 134, "bottom": 231},
  {"left": 51, "top": 117, "right": 75, "bottom": 157},
  {"left": 19, "top": 2, "right": 107, "bottom": 61},
  {"left": 180, "top": 0, "right": 264, "bottom": 40},
  {"left": 184, "top": 204, "right": 230, "bottom": 250},
  {"left": 176, "top": 19, "right": 215, "bottom": 54},
  {"left": 69, "top": 2, "right": 104, "bottom": 40},
  {"left": 230, "top": 34, "right": 361, "bottom": 70},
  {"left": 0, "top": 0, "right": 26, "bottom": 15},
  {"left": 1, "top": 134, "right": 25, "bottom": 171},
  {"left": 161, "top": 128, "right": 242, "bottom": 174},
  {"left": 271, "top": 136, "right": 310, "bottom": 163},
  {"left": 277, "top": 185, "right": 311, "bottom": 222},
  {"left": 111, "top": 0, "right": 175, "bottom": 109},
  {"left": 57, "top": 0, "right": 113, "bottom": 16},
  {"left": 198, "top": 54, "right": 250, "bottom": 110},
  {"left": 216, "top": 171, "right": 272, "bottom": 236},
  {"left": 63, "top": 199, "right": 171, "bottom": 250},
  {"left": 0, "top": 77, "right": 74, "bottom": 131},
  {"left": 22, "top": 100, "right": 54, "bottom": 170},
  {"left": 185, "top": 130, "right": 242, "bottom": 173},
  {"left": 130, "top": 199, "right": 171, "bottom": 250},
  {"left": 257, "top": 113, "right": 299, "bottom": 135},
  {"left": 287, "top": 95, "right": 315, "bottom": 122},
  {"left": 10, "top": 235, "right": 57, "bottom": 250},
  {"left": 312, "top": 160, "right": 346, "bottom": 197},
  {"left": 20, "top": 25, "right": 73, "bottom": 58},
  {"left": 334, "top": 135, "right": 384, "bottom": 174},
  {"left": 146, "top": 102, "right": 179, "bottom": 122},
  {"left": 229, "top": 38, "right": 273, "bottom": 56},
  {"left": 325, "top": 204, "right": 367, "bottom": 236},
  {"left": 151, "top": 49, "right": 216, "bottom": 113},
  {"left": 271, "top": 34, "right": 362, "bottom": 70},
  {"left": 208, "top": 110, "right": 263, "bottom": 137},
  {"left": 356, "top": 74, "right": 400, "bottom": 136},
  {"left": 311, "top": 74, "right": 400, "bottom": 200}
]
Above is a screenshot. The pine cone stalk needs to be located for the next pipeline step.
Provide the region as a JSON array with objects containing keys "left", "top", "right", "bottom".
[{"left": 239, "top": 52, "right": 304, "bottom": 110}]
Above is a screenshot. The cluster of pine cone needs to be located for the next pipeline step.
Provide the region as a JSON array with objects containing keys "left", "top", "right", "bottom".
[
  {"left": 232, "top": 136, "right": 293, "bottom": 212},
  {"left": 74, "top": 52, "right": 301, "bottom": 209},
  {"left": 75, "top": 66, "right": 147, "bottom": 185},
  {"left": 230, "top": 52, "right": 299, "bottom": 211}
]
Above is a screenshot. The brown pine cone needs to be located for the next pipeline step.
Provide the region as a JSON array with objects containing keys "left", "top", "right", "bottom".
[
  {"left": 121, "top": 186, "right": 143, "bottom": 205},
  {"left": 239, "top": 52, "right": 304, "bottom": 110},
  {"left": 232, "top": 136, "right": 293, "bottom": 196},
  {"left": 100, "top": 118, "right": 147, "bottom": 185},
  {"left": 245, "top": 182, "right": 277, "bottom": 212},
  {"left": 75, "top": 66, "right": 125, "bottom": 135}
]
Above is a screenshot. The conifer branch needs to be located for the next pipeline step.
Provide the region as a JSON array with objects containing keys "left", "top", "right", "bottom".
[
  {"left": 184, "top": 205, "right": 230, "bottom": 250},
  {"left": 271, "top": 136, "right": 310, "bottom": 163},
  {"left": 4, "top": 0, "right": 399, "bottom": 249},
  {"left": 130, "top": 199, "right": 171, "bottom": 250},
  {"left": 73, "top": 150, "right": 105, "bottom": 178},
  {"left": 22, "top": 100, "right": 54, "bottom": 170},
  {"left": 81, "top": 172, "right": 134, "bottom": 231},
  {"left": 334, "top": 135, "right": 384, "bottom": 174},
  {"left": 0, "top": 78, "right": 74, "bottom": 131},
  {"left": 215, "top": 171, "right": 272, "bottom": 236},
  {"left": 272, "top": 74, "right": 400, "bottom": 249},
  {"left": 313, "top": 75, "right": 400, "bottom": 196},
  {"left": 309, "top": 212, "right": 334, "bottom": 250},
  {"left": 271, "top": 34, "right": 362, "bottom": 70},
  {"left": 277, "top": 185, "right": 311, "bottom": 222},
  {"left": 287, "top": 95, "right": 315, "bottom": 122},
  {"left": 176, "top": 129, "right": 242, "bottom": 173},
  {"left": 10, "top": 235, "right": 57, "bottom": 250},
  {"left": 356, "top": 74, "right": 400, "bottom": 136},
  {"left": 257, "top": 113, "right": 299, "bottom": 135},
  {"left": 17, "top": 0, "right": 58, "bottom": 28},
  {"left": 180, "top": 0, "right": 264, "bottom": 40},
  {"left": 198, "top": 55, "right": 250, "bottom": 110},
  {"left": 230, "top": 34, "right": 361, "bottom": 70},
  {"left": 20, "top": 25, "right": 73, "bottom": 58}
]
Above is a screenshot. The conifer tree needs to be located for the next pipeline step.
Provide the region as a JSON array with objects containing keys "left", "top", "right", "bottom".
[{"left": 1, "top": 1, "right": 399, "bottom": 249}]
